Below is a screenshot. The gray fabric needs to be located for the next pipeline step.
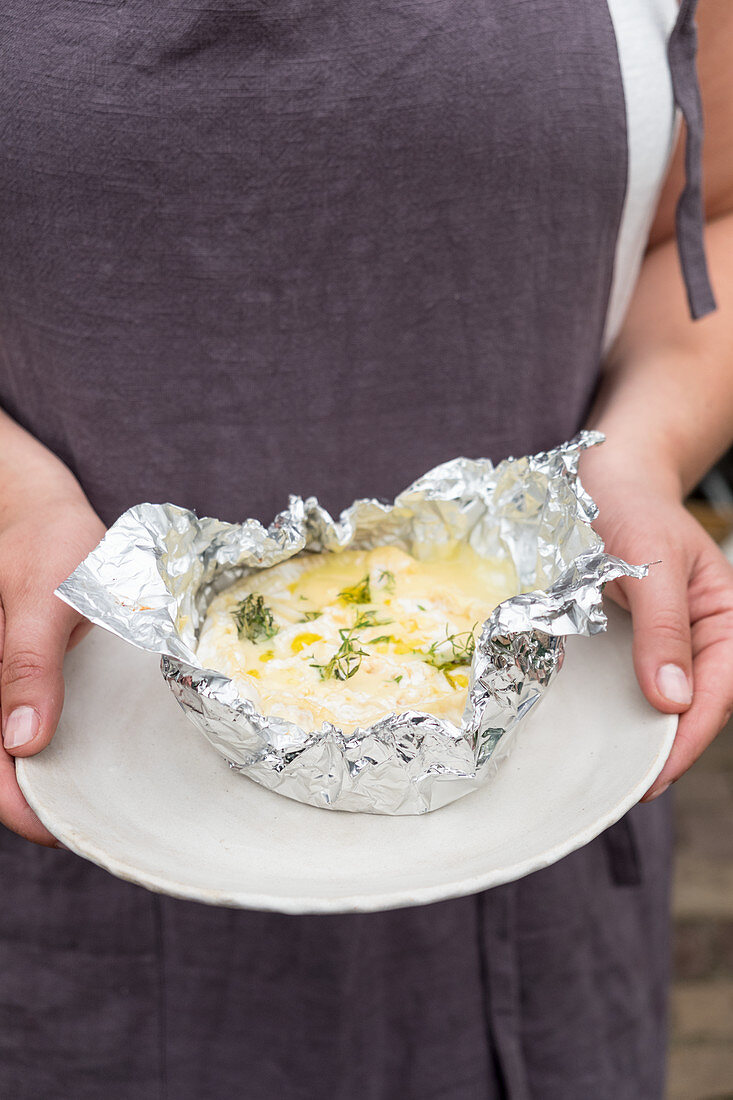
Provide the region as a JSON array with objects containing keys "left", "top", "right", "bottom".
[
  {"left": 0, "top": 800, "right": 673, "bottom": 1099},
  {"left": 0, "top": 1, "right": 694, "bottom": 1096},
  {"left": 0, "top": 0, "right": 628, "bottom": 527},
  {"left": 668, "top": 0, "right": 716, "bottom": 319}
]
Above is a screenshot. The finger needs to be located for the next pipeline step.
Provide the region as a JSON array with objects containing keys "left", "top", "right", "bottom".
[
  {"left": 67, "top": 618, "right": 93, "bottom": 652},
  {"left": 622, "top": 558, "right": 693, "bottom": 715},
  {"left": 0, "top": 741, "right": 58, "bottom": 846},
  {"left": 0, "top": 598, "right": 76, "bottom": 758},
  {"left": 601, "top": 577, "right": 630, "bottom": 612},
  {"left": 643, "top": 630, "right": 733, "bottom": 801}
]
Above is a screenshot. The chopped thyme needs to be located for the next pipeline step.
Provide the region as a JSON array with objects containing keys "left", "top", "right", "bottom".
[
  {"left": 231, "top": 594, "right": 279, "bottom": 643},
  {"left": 310, "top": 621, "right": 369, "bottom": 681},
  {"left": 310, "top": 608, "right": 390, "bottom": 681},
  {"left": 300, "top": 610, "right": 323, "bottom": 621},
  {"left": 352, "top": 609, "right": 392, "bottom": 630},
  {"left": 370, "top": 635, "right": 393, "bottom": 645},
  {"left": 378, "top": 569, "right": 396, "bottom": 593},
  {"left": 419, "top": 626, "right": 477, "bottom": 672},
  {"left": 393, "top": 674, "right": 403, "bottom": 684},
  {"left": 337, "top": 574, "right": 371, "bottom": 604}
]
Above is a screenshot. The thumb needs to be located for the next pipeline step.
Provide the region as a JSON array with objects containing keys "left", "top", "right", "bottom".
[
  {"left": 1, "top": 600, "right": 75, "bottom": 757},
  {"left": 622, "top": 558, "right": 693, "bottom": 715}
]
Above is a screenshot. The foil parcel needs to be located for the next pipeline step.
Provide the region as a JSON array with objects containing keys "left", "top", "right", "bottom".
[{"left": 56, "top": 432, "right": 646, "bottom": 815}]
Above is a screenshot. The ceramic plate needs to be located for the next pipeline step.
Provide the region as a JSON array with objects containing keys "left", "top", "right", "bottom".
[{"left": 16, "top": 603, "right": 676, "bottom": 913}]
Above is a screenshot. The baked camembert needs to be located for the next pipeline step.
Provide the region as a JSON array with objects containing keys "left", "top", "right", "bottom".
[{"left": 196, "top": 543, "right": 517, "bottom": 731}]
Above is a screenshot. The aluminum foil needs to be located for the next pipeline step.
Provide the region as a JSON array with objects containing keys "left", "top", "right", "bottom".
[{"left": 56, "top": 432, "right": 647, "bottom": 815}]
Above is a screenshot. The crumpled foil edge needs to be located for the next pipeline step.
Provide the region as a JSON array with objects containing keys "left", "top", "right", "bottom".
[{"left": 56, "top": 431, "right": 647, "bottom": 815}]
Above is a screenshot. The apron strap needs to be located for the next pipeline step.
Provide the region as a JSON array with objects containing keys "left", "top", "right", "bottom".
[{"left": 667, "top": 0, "right": 716, "bottom": 319}]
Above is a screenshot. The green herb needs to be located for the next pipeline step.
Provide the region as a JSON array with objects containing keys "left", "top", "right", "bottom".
[
  {"left": 417, "top": 603, "right": 427, "bottom": 611},
  {"left": 370, "top": 635, "right": 393, "bottom": 645},
  {"left": 338, "top": 574, "right": 371, "bottom": 604},
  {"left": 311, "top": 624, "right": 369, "bottom": 681},
  {"left": 300, "top": 610, "right": 323, "bottom": 621},
  {"left": 231, "top": 594, "right": 279, "bottom": 643},
  {"left": 352, "top": 609, "right": 393, "bottom": 630},
  {"left": 378, "top": 569, "right": 396, "bottom": 593},
  {"left": 419, "top": 626, "right": 477, "bottom": 672},
  {"left": 310, "top": 608, "right": 390, "bottom": 681},
  {"left": 393, "top": 675, "right": 403, "bottom": 684}
]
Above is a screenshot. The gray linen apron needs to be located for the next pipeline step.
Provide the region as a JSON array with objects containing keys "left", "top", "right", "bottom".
[{"left": 0, "top": 2, "right": 713, "bottom": 1096}]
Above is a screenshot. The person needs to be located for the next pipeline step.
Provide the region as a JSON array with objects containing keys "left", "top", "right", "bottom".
[{"left": 0, "top": 1, "right": 732, "bottom": 1096}]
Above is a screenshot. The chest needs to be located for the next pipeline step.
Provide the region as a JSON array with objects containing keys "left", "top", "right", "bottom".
[
  {"left": 2, "top": 2, "right": 633, "bottom": 207},
  {"left": 0, "top": 0, "right": 680, "bottom": 527}
]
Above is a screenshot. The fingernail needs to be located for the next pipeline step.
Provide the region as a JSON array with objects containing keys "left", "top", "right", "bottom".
[
  {"left": 644, "top": 781, "right": 672, "bottom": 803},
  {"left": 656, "top": 664, "right": 692, "bottom": 706},
  {"left": 2, "top": 706, "right": 40, "bottom": 749}
]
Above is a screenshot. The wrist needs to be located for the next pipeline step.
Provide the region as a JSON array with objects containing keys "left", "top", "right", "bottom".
[
  {"left": 583, "top": 344, "right": 733, "bottom": 500},
  {"left": 0, "top": 450, "right": 90, "bottom": 528},
  {"left": 578, "top": 432, "right": 685, "bottom": 505}
]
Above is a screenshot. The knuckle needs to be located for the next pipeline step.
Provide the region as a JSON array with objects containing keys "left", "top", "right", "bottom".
[
  {"left": 1, "top": 648, "right": 50, "bottom": 687},
  {"left": 643, "top": 609, "right": 689, "bottom": 646}
]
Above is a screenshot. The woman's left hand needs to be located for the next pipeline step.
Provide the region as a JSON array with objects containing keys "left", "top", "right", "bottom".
[{"left": 579, "top": 454, "right": 733, "bottom": 801}]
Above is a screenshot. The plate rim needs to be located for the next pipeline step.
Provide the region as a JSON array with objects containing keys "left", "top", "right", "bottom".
[{"left": 16, "top": 710, "right": 676, "bottom": 914}]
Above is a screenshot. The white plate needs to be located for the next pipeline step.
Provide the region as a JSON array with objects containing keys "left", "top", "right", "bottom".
[{"left": 17, "top": 603, "right": 676, "bottom": 913}]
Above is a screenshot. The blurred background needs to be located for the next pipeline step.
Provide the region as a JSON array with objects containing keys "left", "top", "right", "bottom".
[{"left": 668, "top": 458, "right": 733, "bottom": 1099}]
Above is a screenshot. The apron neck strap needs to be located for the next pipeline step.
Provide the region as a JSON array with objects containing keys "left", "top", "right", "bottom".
[{"left": 667, "top": 0, "right": 716, "bottom": 319}]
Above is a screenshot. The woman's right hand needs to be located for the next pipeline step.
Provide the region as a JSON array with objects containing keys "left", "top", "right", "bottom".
[{"left": 0, "top": 431, "right": 105, "bottom": 846}]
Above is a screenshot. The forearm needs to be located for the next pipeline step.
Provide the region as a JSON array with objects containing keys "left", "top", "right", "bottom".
[
  {"left": 583, "top": 212, "right": 733, "bottom": 498},
  {"left": 575, "top": 211, "right": 733, "bottom": 798},
  {"left": 0, "top": 406, "right": 84, "bottom": 506}
]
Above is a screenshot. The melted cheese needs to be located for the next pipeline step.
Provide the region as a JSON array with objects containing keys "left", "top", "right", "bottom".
[{"left": 196, "top": 543, "right": 517, "bottom": 732}]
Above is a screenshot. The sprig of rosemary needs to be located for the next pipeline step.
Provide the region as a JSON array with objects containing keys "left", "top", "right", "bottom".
[
  {"left": 231, "top": 594, "right": 279, "bottom": 643},
  {"left": 337, "top": 574, "right": 371, "bottom": 604}
]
